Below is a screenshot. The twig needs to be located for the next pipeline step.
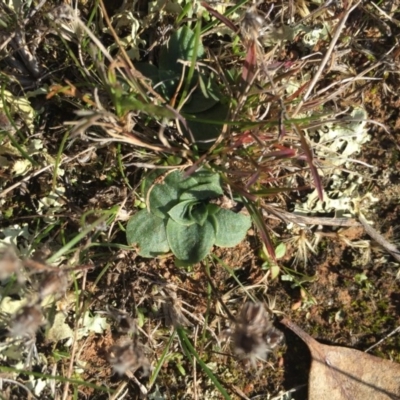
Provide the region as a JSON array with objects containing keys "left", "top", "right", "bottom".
[
  {"left": 0, "top": 146, "right": 96, "bottom": 198},
  {"left": 369, "top": 2, "right": 400, "bottom": 27},
  {"left": 0, "top": 378, "right": 37, "bottom": 399},
  {"left": 204, "top": 266, "right": 236, "bottom": 322},
  {"left": 130, "top": 374, "right": 148, "bottom": 396},
  {"left": 293, "top": 0, "right": 362, "bottom": 116},
  {"left": 251, "top": 385, "right": 307, "bottom": 400},
  {"left": 365, "top": 326, "right": 400, "bottom": 353},
  {"left": 357, "top": 212, "right": 400, "bottom": 263},
  {"left": 109, "top": 381, "right": 129, "bottom": 400},
  {"left": 262, "top": 205, "right": 362, "bottom": 227},
  {"left": 264, "top": 205, "right": 400, "bottom": 260},
  {"left": 294, "top": 0, "right": 334, "bottom": 25}
]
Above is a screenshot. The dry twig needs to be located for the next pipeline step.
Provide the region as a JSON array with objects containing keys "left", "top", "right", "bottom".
[{"left": 293, "top": 0, "right": 363, "bottom": 116}]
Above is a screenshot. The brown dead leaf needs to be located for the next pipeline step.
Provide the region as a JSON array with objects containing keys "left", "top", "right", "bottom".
[{"left": 281, "top": 317, "right": 400, "bottom": 400}]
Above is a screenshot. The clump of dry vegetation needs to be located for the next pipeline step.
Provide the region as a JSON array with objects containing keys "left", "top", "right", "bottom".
[{"left": 0, "top": 0, "right": 400, "bottom": 399}]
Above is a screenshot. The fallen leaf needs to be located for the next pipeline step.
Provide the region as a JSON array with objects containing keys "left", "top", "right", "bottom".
[{"left": 281, "top": 317, "right": 400, "bottom": 400}]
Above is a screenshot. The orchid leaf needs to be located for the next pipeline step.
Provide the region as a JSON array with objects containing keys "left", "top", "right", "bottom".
[
  {"left": 168, "top": 199, "right": 198, "bottom": 226},
  {"left": 127, "top": 169, "right": 251, "bottom": 264},
  {"left": 213, "top": 209, "right": 251, "bottom": 247},
  {"left": 126, "top": 209, "right": 169, "bottom": 257},
  {"left": 166, "top": 218, "right": 215, "bottom": 264}
]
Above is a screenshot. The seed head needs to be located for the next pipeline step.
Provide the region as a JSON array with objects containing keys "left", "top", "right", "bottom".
[
  {"left": 0, "top": 246, "right": 22, "bottom": 281},
  {"left": 161, "top": 290, "right": 192, "bottom": 328},
  {"left": 241, "top": 9, "right": 265, "bottom": 44},
  {"left": 108, "top": 340, "right": 150, "bottom": 377},
  {"left": 38, "top": 270, "right": 69, "bottom": 299},
  {"left": 8, "top": 304, "right": 44, "bottom": 338},
  {"left": 232, "top": 302, "right": 283, "bottom": 366}
]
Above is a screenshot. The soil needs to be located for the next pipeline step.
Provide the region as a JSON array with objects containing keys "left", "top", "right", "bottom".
[{"left": 1, "top": 1, "right": 400, "bottom": 399}]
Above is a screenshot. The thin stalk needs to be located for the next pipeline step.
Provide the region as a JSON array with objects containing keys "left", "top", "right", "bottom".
[
  {"left": 177, "top": 18, "right": 202, "bottom": 111},
  {"left": 148, "top": 331, "right": 176, "bottom": 389},
  {"left": 177, "top": 327, "right": 232, "bottom": 400},
  {"left": 294, "top": 0, "right": 362, "bottom": 115},
  {"left": 46, "top": 212, "right": 110, "bottom": 264}
]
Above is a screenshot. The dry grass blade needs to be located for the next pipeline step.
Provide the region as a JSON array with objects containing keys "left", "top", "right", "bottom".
[
  {"left": 294, "top": 0, "right": 363, "bottom": 115},
  {"left": 295, "top": 127, "right": 324, "bottom": 201},
  {"left": 200, "top": 2, "right": 238, "bottom": 33},
  {"left": 357, "top": 212, "right": 400, "bottom": 263},
  {"left": 262, "top": 204, "right": 362, "bottom": 227}
]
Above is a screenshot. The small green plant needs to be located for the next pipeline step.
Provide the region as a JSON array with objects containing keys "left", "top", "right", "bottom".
[
  {"left": 135, "top": 25, "right": 228, "bottom": 145},
  {"left": 126, "top": 169, "right": 251, "bottom": 264}
]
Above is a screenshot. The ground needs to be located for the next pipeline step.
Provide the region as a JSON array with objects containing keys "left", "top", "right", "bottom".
[{"left": 0, "top": 0, "right": 399, "bottom": 399}]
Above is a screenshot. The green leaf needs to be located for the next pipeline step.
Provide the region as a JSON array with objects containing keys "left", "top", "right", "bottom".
[
  {"left": 275, "top": 242, "right": 287, "bottom": 259},
  {"left": 191, "top": 170, "right": 221, "bottom": 185},
  {"left": 181, "top": 79, "right": 220, "bottom": 113},
  {"left": 166, "top": 218, "right": 215, "bottom": 264},
  {"left": 134, "top": 62, "right": 160, "bottom": 87},
  {"left": 180, "top": 182, "right": 223, "bottom": 201},
  {"left": 206, "top": 203, "right": 220, "bottom": 215},
  {"left": 198, "top": 73, "right": 221, "bottom": 102},
  {"left": 270, "top": 265, "right": 280, "bottom": 279},
  {"left": 119, "top": 96, "right": 175, "bottom": 118},
  {"left": 142, "top": 169, "right": 164, "bottom": 195},
  {"left": 159, "top": 26, "right": 204, "bottom": 75},
  {"left": 168, "top": 199, "right": 198, "bottom": 226},
  {"left": 126, "top": 209, "right": 169, "bottom": 257},
  {"left": 176, "top": 172, "right": 200, "bottom": 191},
  {"left": 213, "top": 209, "right": 251, "bottom": 247},
  {"left": 158, "top": 69, "right": 181, "bottom": 100},
  {"left": 148, "top": 170, "right": 197, "bottom": 218},
  {"left": 182, "top": 101, "right": 229, "bottom": 147},
  {"left": 168, "top": 200, "right": 209, "bottom": 227},
  {"left": 189, "top": 203, "right": 208, "bottom": 226},
  {"left": 176, "top": 327, "right": 232, "bottom": 400}
]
